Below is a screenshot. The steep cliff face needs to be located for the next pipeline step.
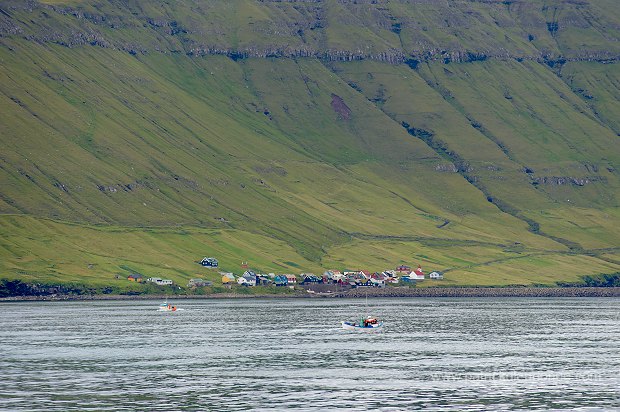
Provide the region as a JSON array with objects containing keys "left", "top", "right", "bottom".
[
  {"left": 2, "top": 0, "right": 619, "bottom": 62},
  {"left": 0, "top": 0, "right": 619, "bottom": 285}
]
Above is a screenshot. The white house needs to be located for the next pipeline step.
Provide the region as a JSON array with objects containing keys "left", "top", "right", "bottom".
[
  {"left": 383, "top": 270, "right": 396, "bottom": 276},
  {"left": 237, "top": 270, "right": 257, "bottom": 286},
  {"left": 408, "top": 266, "right": 425, "bottom": 281},
  {"left": 369, "top": 278, "right": 385, "bottom": 288},
  {"left": 382, "top": 271, "right": 399, "bottom": 283},
  {"left": 237, "top": 276, "right": 253, "bottom": 286},
  {"left": 429, "top": 271, "right": 444, "bottom": 280}
]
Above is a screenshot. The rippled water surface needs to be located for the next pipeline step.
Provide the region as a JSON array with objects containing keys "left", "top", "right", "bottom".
[{"left": 1, "top": 298, "right": 619, "bottom": 411}]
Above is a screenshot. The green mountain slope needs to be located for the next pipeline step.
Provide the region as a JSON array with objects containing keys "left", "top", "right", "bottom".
[{"left": 0, "top": 0, "right": 619, "bottom": 289}]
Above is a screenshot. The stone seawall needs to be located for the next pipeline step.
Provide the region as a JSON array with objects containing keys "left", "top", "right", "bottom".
[
  {"left": 2, "top": 287, "right": 620, "bottom": 301},
  {"left": 338, "top": 287, "right": 620, "bottom": 298}
]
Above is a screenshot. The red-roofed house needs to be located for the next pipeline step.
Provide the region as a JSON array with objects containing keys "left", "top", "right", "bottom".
[
  {"left": 409, "top": 265, "right": 425, "bottom": 280},
  {"left": 396, "top": 265, "right": 411, "bottom": 273}
]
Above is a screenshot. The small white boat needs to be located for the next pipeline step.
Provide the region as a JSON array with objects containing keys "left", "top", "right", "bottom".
[{"left": 341, "top": 317, "right": 383, "bottom": 331}]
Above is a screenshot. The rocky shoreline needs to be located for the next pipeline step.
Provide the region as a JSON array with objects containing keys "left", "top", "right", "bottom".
[
  {"left": 1, "top": 287, "right": 619, "bottom": 301},
  {"left": 337, "top": 287, "right": 620, "bottom": 298}
]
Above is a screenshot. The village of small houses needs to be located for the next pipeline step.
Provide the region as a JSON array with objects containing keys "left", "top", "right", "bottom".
[{"left": 125, "top": 256, "right": 444, "bottom": 293}]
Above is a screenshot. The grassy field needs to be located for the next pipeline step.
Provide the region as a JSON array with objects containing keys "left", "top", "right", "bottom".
[
  {"left": 2, "top": 215, "right": 618, "bottom": 290},
  {"left": 0, "top": 1, "right": 619, "bottom": 290}
]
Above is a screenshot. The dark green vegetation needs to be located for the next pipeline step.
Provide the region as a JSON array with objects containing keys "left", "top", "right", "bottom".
[
  {"left": 1, "top": 0, "right": 619, "bottom": 291},
  {"left": 557, "top": 272, "right": 620, "bottom": 288}
]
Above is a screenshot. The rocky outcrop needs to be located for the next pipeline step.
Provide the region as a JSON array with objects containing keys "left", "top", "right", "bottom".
[
  {"left": 435, "top": 164, "right": 458, "bottom": 173},
  {"left": 531, "top": 176, "right": 606, "bottom": 186},
  {"left": 186, "top": 46, "right": 407, "bottom": 64}
]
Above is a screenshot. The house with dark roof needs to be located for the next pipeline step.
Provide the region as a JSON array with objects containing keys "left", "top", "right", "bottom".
[
  {"left": 274, "top": 275, "right": 288, "bottom": 286},
  {"left": 200, "top": 257, "right": 219, "bottom": 267},
  {"left": 355, "top": 279, "right": 373, "bottom": 288},
  {"left": 300, "top": 274, "right": 322, "bottom": 285}
]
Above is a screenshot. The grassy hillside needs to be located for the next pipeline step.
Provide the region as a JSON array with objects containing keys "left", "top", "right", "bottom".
[{"left": 0, "top": 0, "right": 619, "bottom": 290}]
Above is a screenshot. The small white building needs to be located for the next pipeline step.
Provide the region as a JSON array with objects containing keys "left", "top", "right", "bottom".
[
  {"left": 147, "top": 277, "right": 173, "bottom": 286},
  {"left": 429, "top": 271, "right": 444, "bottom": 280}
]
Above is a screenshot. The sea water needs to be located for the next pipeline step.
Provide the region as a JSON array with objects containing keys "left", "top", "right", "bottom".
[{"left": 0, "top": 298, "right": 618, "bottom": 411}]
